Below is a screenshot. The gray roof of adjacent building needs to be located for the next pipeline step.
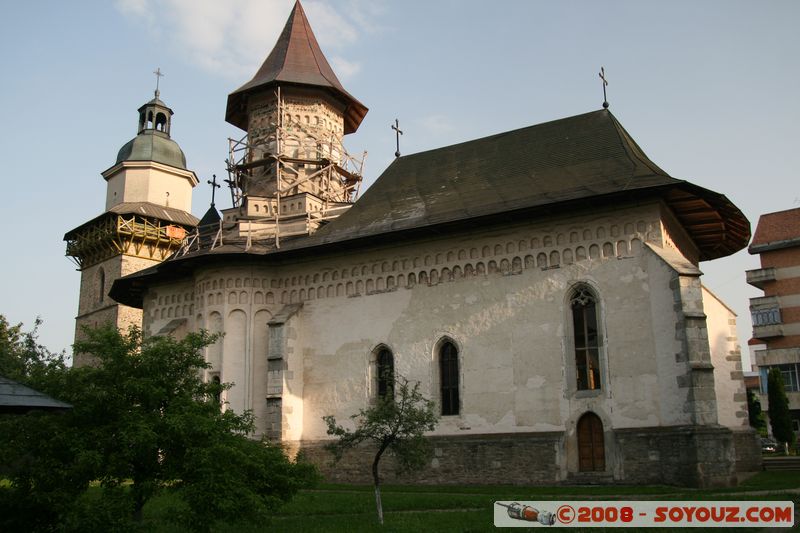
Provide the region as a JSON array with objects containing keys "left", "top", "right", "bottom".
[{"left": 0, "top": 376, "right": 72, "bottom": 413}]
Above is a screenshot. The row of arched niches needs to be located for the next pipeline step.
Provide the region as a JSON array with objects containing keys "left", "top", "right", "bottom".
[{"left": 152, "top": 220, "right": 652, "bottom": 320}]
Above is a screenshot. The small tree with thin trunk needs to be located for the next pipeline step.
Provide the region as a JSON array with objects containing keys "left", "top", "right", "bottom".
[
  {"left": 767, "top": 367, "right": 796, "bottom": 454},
  {"left": 323, "top": 375, "right": 438, "bottom": 525}
]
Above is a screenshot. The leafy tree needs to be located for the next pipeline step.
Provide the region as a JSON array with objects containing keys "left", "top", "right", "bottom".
[
  {"left": 767, "top": 367, "right": 796, "bottom": 453},
  {"left": 0, "top": 316, "right": 91, "bottom": 531},
  {"left": 0, "top": 315, "right": 64, "bottom": 382},
  {"left": 0, "top": 321, "right": 317, "bottom": 531},
  {"left": 323, "top": 375, "right": 438, "bottom": 525},
  {"left": 746, "top": 389, "right": 768, "bottom": 437}
]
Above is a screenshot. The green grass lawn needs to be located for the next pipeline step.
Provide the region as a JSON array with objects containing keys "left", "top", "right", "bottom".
[{"left": 140, "top": 471, "right": 799, "bottom": 532}]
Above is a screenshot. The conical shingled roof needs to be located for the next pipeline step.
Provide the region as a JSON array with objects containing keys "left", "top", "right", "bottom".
[{"left": 226, "top": 0, "right": 368, "bottom": 134}]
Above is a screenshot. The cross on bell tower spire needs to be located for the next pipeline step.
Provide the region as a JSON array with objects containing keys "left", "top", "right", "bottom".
[{"left": 153, "top": 67, "right": 164, "bottom": 99}]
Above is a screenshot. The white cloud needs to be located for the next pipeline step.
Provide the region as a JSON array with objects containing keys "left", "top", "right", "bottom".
[
  {"left": 116, "top": 0, "right": 153, "bottom": 20},
  {"left": 304, "top": 1, "right": 358, "bottom": 47},
  {"left": 114, "top": 0, "right": 380, "bottom": 81},
  {"left": 344, "top": 0, "right": 389, "bottom": 35},
  {"left": 418, "top": 114, "right": 457, "bottom": 136},
  {"left": 330, "top": 55, "right": 361, "bottom": 81}
]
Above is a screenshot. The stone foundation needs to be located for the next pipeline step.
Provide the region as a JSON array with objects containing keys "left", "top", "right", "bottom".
[
  {"left": 299, "top": 425, "right": 755, "bottom": 488},
  {"left": 614, "top": 425, "right": 736, "bottom": 487},
  {"left": 300, "top": 432, "right": 563, "bottom": 485},
  {"left": 731, "top": 428, "right": 763, "bottom": 475}
]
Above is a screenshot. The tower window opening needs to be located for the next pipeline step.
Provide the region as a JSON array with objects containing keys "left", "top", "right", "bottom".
[
  {"left": 155, "top": 112, "right": 168, "bottom": 132},
  {"left": 97, "top": 268, "right": 106, "bottom": 304}
]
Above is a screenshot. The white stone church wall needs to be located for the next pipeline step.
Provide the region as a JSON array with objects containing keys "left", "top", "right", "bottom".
[
  {"left": 702, "top": 286, "right": 748, "bottom": 429},
  {"left": 288, "top": 202, "right": 694, "bottom": 441},
  {"left": 140, "top": 200, "right": 713, "bottom": 442}
]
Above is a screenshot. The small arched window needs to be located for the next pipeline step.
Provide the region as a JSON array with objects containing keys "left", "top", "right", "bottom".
[
  {"left": 211, "top": 374, "right": 221, "bottom": 404},
  {"left": 376, "top": 348, "right": 394, "bottom": 400},
  {"left": 155, "top": 112, "right": 167, "bottom": 132},
  {"left": 439, "top": 341, "right": 460, "bottom": 416},
  {"left": 571, "top": 286, "right": 601, "bottom": 391}
]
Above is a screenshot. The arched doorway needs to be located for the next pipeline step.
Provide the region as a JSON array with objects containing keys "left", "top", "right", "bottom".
[{"left": 577, "top": 412, "right": 605, "bottom": 472}]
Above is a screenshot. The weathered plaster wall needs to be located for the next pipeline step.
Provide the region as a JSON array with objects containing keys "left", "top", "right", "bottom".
[
  {"left": 137, "top": 198, "right": 746, "bottom": 485},
  {"left": 703, "top": 286, "right": 748, "bottom": 429},
  {"left": 105, "top": 164, "right": 194, "bottom": 212},
  {"left": 296, "top": 212, "right": 692, "bottom": 444}
]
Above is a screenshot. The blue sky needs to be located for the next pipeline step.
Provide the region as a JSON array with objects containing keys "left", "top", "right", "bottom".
[{"left": 0, "top": 0, "right": 798, "bottom": 368}]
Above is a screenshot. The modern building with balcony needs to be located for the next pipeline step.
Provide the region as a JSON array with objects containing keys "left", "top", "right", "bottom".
[{"left": 747, "top": 207, "right": 800, "bottom": 436}]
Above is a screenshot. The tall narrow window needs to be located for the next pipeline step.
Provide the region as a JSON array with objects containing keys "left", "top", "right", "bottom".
[
  {"left": 376, "top": 348, "right": 394, "bottom": 400},
  {"left": 571, "top": 286, "right": 601, "bottom": 391},
  {"left": 211, "top": 374, "right": 221, "bottom": 404},
  {"left": 439, "top": 341, "right": 460, "bottom": 415}
]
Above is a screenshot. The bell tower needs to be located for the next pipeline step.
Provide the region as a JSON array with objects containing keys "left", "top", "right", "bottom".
[
  {"left": 65, "top": 83, "right": 199, "bottom": 364},
  {"left": 222, "top": 0, "right": 368, "bottom": 245}
]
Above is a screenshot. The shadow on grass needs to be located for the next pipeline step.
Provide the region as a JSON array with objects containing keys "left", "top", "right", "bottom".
[{"left": 138, "top": 471, "right": 798, "bottom": 532}]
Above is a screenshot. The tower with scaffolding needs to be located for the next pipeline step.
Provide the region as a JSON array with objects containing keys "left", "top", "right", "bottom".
[{"left": 211, "top": 1, "right": 368, "bottom": 249}]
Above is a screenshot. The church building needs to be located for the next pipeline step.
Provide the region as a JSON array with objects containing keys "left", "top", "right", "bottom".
[{"left": 71, "top": 2, "right": 760, "bottom": 486}]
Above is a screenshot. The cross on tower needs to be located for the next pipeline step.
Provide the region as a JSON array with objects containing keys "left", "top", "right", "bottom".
[
  {"left": 207, "top": 174, "right": 220, "bottom": 206},
  {"left": 153, "top": 67, "right": 164, "bottom": 98},
  {"left": 392, "top": 119, "right": 403, "bottom": 158},
  {"left": 598, "top": 67, "right": 609, "bottom": 109}
]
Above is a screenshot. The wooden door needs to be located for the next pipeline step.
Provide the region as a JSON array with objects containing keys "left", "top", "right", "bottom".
[{"left": 577, "top": 412, "right": 605, "bottom": 472}]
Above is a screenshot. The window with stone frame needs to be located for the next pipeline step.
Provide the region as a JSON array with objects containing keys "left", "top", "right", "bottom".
[
  {"left": 376, "top": 347, "right": 394, "bottom": 400},
  {"left": 210, "top": 373, "right": 221, "bottom": 404},
  {"left": 439, "top": 341, "right": 460, "bottom": 416},
  {"left": 571, "top": 286, "right": 601, "bottom": 391}
]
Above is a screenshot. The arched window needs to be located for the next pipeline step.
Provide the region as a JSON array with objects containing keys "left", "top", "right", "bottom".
[
  {"left": 439, "top": 341, "right": 459, "bottom": 416},
  {"left": 577, "top": 412, "right": 605, "bottom": 471},
  {"left": 376, "top": 348, "right": 394, "bottom": 400},
  {"left": 571, "top": 286, "right": 601, "bottom": 390},
  {"left": 211, "top": 374, "right": 221, "bottom": 404}
]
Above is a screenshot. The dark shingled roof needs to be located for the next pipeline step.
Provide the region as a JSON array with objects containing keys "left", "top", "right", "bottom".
[
  {"left": 0, "top": 376, "right": 72, "bottom": 413},
  {"left": 64, "top": 202, "right": 200, "bottom": 240},
  {"left": 225, "top": 0, "right": 367, "bottom": 134},
  {"left": 110, "top": 109, "right": 751, "bottom": 308},
  {"left": 309, "top": 109, "right": 749, "bottom": 259}
]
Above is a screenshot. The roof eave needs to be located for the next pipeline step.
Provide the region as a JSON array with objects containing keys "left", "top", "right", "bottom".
[{"left": 225, "top": 81, "right": 367, "bottom": 133}]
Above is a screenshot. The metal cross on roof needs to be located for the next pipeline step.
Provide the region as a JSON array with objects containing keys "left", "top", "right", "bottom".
[
  {"left": 392, "top": 118, "right": 403, "bottom": 158},
  {"left": 207, "top": 174, "right": 220, "bottom": 206},
  {"left": 598, "top": 67, "right": 609, "bottom": 109},
  {"left": 153, "top": 67, "right": 164, "bottom": 98}
]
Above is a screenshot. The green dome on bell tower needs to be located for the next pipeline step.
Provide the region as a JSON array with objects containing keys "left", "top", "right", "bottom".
[{"left": 115, "top": 87, "right": 187, "bottom": 169}]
